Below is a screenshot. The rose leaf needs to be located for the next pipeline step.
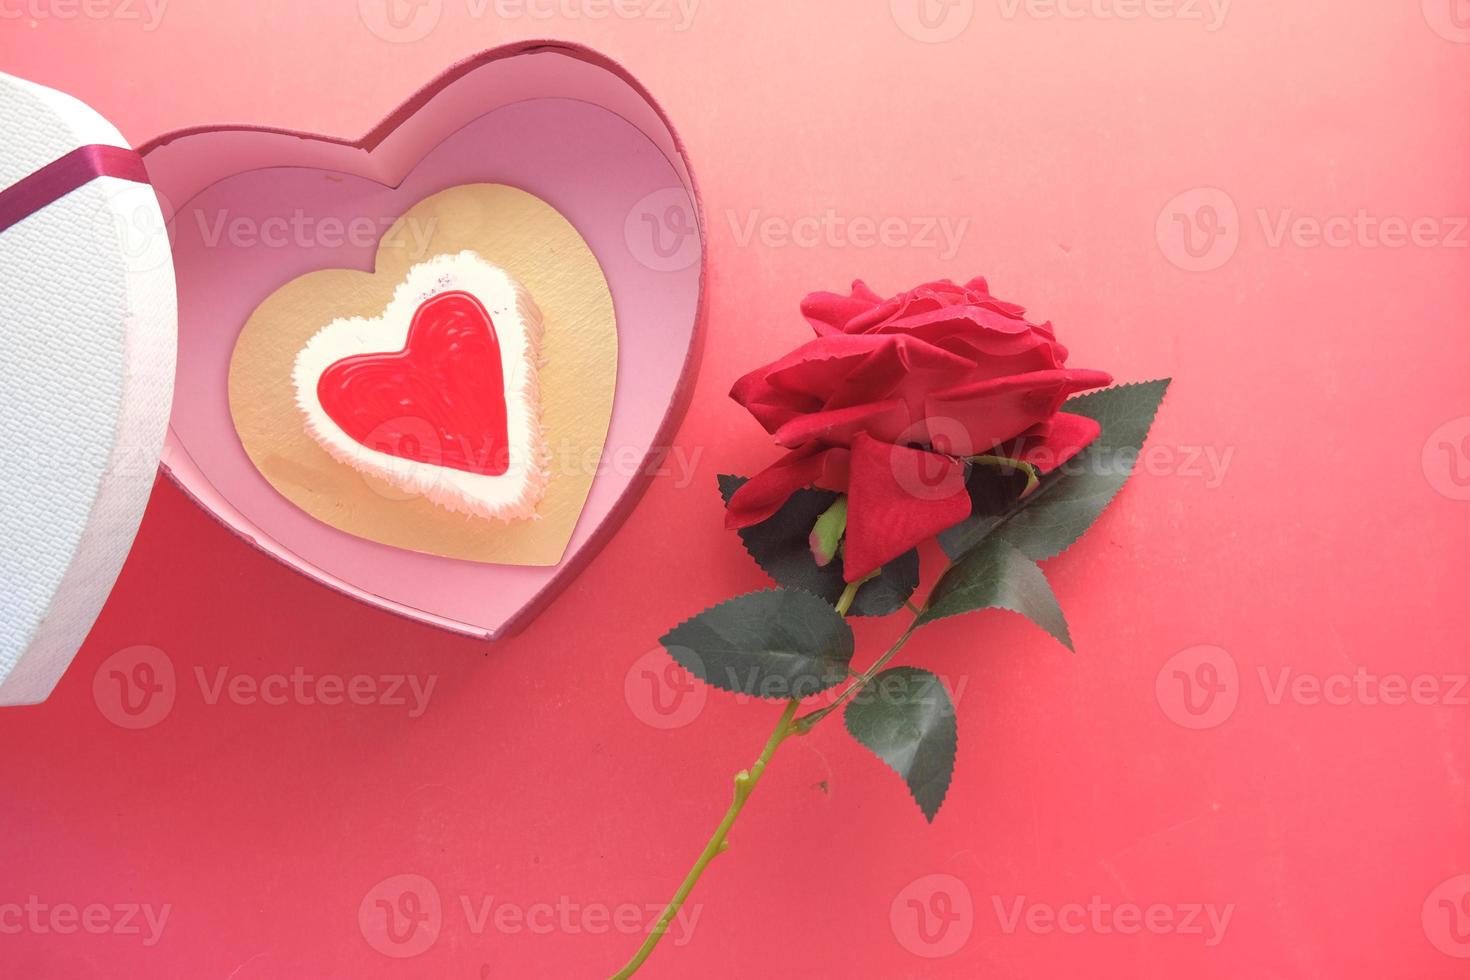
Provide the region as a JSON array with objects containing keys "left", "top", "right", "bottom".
[
  {"left": 660, "top": 588, "right": 855, "bottom": 700},
  {"left": 939, "top": 379, "right": 1173, "bottom": 562},
  {"left": 916, "top": 537, "right": 1073, "bottom": 650},
  {"left": 844, "top": 667, "right": 957, "bottom": 822}
]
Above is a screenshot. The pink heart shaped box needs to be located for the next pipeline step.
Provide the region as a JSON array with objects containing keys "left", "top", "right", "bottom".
[{"left": 140, "top": 42, "right": 705, "bottom": 639}]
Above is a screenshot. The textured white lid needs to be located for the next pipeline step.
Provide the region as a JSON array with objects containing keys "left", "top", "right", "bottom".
[{"left": 0, "top": 73, "right": 177, "bottom": 706}]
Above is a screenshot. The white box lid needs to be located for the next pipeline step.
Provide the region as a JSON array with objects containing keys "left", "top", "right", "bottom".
[{"left": 0, "top": 72, "right": 177, "bottom": 706}]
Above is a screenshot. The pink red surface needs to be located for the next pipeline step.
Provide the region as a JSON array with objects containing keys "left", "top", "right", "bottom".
[{"left": 2, "top": 3, "right": 1468, "bottom": 977}]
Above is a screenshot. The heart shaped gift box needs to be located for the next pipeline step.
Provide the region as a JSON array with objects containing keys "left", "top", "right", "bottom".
[{"left": 0, "top": 43, "right": 706, "bottom": 706}]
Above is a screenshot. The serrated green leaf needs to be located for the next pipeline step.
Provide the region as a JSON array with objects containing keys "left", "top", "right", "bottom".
[
  {"left": 939, "top": 379, "right": 1172, "bottom": 562},
  {"left": 718, "top": 476, "right": 918, "bottom": 617},
  {"left": 917, "top": 537, "right": 1072, "bottom": 649},
  {"left": 660, "top": 589, "right": 854, "bottom": 700},
  {"left": 844, "top": 667, "right": 957, "bottom": 822},
  {"left": 848, "top": 551, "right": 921, "bottom": 617}
]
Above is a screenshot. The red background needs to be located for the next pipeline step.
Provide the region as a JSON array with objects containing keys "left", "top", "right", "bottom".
[{"left": 3, "top": 2, "right": 1469, "bottom": 976}]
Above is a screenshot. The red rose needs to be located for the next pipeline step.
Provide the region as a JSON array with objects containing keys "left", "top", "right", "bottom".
[{"left": 725, "top": 277, "right": 1112, "bottom": 581}]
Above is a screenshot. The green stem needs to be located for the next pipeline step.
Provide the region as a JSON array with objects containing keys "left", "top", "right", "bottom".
[
  {"left": 970, "top": 454, "right": 1040, "bottom": 493},
  {"left": 794, "top": 620, "right": 919, "bottom": 731},
  {"left": 796, "top": 557, "right": 957, "bottom": 732},
  {"left": 609, "top": 698, "right": 801, "bottom": 980},
  {"left": 611, "top": 562, "right": 946, "bottom": 976},
  {"left": 834, "top": 578, "right": 863, "bottom": 617}
]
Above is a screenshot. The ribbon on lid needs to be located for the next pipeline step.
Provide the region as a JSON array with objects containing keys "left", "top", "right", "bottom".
[{"left": 0, "top": 144, "right": 150, "bottom": 236}]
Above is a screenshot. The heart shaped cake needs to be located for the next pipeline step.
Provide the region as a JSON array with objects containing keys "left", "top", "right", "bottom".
[{"left": 291, "top": 251, "right": 550, "bottom": 522}]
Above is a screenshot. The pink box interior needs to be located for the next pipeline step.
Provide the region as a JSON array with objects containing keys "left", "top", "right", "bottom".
[{"left": 140, "top": 43, "right": 705, "bottom": 639}]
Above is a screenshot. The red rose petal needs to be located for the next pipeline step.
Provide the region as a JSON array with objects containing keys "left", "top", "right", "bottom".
[
  {"left": 842, "top": 433, "right": 971, "bottom": 582},
  {"left": 799, "top": 287, "right": 876, "bottom": 337},
  {"left": 996, "top": 412, "right": 1104, "bottom": 474},
  {"left": 761, "top": 335, "right": 894, "bottom": 396},
  {"left": 724, "top": 444, "right": 852, "bottom": 529},
  {"left": 773, "top": 398, "right": 911, "bottom": 449},
  {"left": 924, "top": 368, "right": 1112, "bottom": 456}
]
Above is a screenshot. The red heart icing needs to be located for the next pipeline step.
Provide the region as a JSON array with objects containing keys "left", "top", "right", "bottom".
[{"left": 316, "top": 291, "right": 511, "bottom": 477}]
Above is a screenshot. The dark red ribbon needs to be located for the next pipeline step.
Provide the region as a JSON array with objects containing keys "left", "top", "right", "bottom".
[{"left": 0, "top": 144, "right": 150, "bottom": 236}]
